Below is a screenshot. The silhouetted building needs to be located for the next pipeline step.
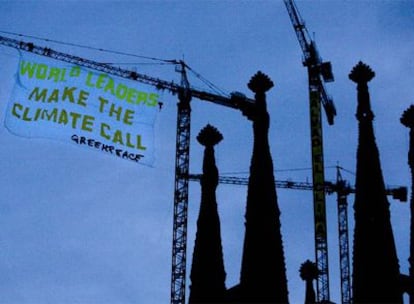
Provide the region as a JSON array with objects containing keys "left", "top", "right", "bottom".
[
  {"left": 350, "top": 62, "right": 402, "bottom": 303},
  {"left": 400, "top": 105, "right": 414, "bottom": 302},
  {"left": 227, "top": 71, "right": 289, "bottom": 303},
  {"left": 299, "top": 260, "right": 318, "bottom": 304},
  {"left": 189, "top": 72, "right": 289, "bottom": 303},
  {"left": 189, "top": 124, "right": 226, "bottom": 304}
]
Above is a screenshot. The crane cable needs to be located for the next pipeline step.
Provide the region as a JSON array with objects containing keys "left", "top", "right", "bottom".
[
  {"left": 0, "top": 30, "right": 231, "bottom": 97},
  {"left": 0, "top": 30, "right": 177, "bottom": 64},
  {"left": 221, "top": 165, "right": 355, "bottom": 177},
  {"left": 185, "top": 64, "right": 229, "bottom": 97}
]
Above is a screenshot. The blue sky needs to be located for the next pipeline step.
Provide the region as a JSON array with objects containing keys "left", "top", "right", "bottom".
[{"left": 0, "top": 1, "right": 413, "bottom": 303}]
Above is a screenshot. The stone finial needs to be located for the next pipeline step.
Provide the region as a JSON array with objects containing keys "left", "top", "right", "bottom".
[
  {"left": 401, "top": 105, "right": 414, "bottom": 167},
  {"left": 401, "top": 105, "right": 414, "bottom": 129},
  {"left": 197, "top": 124, "right": 223, "bottom": 147},
  {"left": 300, "top": 260, "right": 318, "bottom": 304},
  {"left": 248, "top": 71, "right": 274, "bottom": 94},
  {"left": 349, "top": 61, "right": 375, "bottom": 84},
  {"left": 299, "top": 260, "right": 319, "bottom": 281}
]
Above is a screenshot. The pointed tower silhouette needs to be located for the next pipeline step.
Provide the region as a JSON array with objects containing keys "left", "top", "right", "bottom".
[
  {"left": 236, "top": 71, "right": 289, "bottom": 302},
  {"left": 401, "top": 105, "right": 414, "bottom": 302},
  {"left": 299, "top": 260, "right": 318, "bottom": 304},
  {"left": 189, "top": 124, "right": 226, "bottom": 303},
  {"left": 349, "top": 62, "right": 402, "bottom": 303}
]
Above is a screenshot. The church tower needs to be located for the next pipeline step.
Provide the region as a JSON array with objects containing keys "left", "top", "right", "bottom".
[
  {"left": 299, "top": 260, "right": 318, "bottom": 304},
  {"left": 400, "top": 105, "right": 414, "bottom": 302},
  {"left": 188, "top": 124, "right": 226, "bottom": 303},
  {"left": 349, "top": 61, "right": 402, "bottom": 303},
  {"left": 236, "top": 71, "right": 289, "bottom": 302}
]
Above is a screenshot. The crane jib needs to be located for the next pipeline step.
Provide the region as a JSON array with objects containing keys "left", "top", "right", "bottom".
[{"left": 0, "top": 35, "right": 256, "bottom": 111}]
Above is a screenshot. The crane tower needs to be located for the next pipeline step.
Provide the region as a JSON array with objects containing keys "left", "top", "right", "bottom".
[
  {"left": 0, "top": 34, "right": 254, "bottom": 304},
  {"left": 188, "top": 172, "right": 407, "bottom": 304},
  {"left": 283, "top": 0, "right": 336, "bottom": 302}
]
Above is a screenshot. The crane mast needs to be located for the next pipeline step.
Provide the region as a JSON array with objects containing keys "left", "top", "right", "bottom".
[
  {"left": 283, "top": 0, "right": 336, "bottom": 302},
  {"left": 0, "top": 34, "right": 254, "bottom": 304},
  {"left": 189, "top": 172, "right": 407, "bottom": 304},
  {"left": 170, "top": 61, "right": 192, "bottom": 304},
  {"left": 334, "top": 168, "right": 352, "bottom": 304},
  {"left": 0, "top": 33, "right": 409, "bottom": 304}
]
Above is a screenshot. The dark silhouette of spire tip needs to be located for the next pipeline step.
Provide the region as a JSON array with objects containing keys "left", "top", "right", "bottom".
[
  {"left": 401, "top": 105, "right": 414, "bottom": 128},
  {"left": 299, "top": 260, "right": 319, "bottom": 281},
  {"left": 197, "top": 124, "right": 223, "bottom": 147},
  {"left": 248, "top": 71, "right": 274, "bottom": 94},
  {"left": 349, "top": 61, "right": 375, "bottom": 84}
]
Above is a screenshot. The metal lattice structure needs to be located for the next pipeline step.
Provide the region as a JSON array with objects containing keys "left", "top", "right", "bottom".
[
  {"left": 170, "top": 63, "right": 192, "bottom": 304},
  {"left": 0, "top": 34, "right": 255, "bottom": 304},
  {"left": 0, "top": 33, "right": 409, "bottom": 304},
  {"left": 335, "top": 169, "right": 352, "bottom": 304},
  {"left": 189, "top": 171, "right": 406, "bottom": 304},
  {"left": 283, "top": 0, "right": 336, "bottom": 301}
]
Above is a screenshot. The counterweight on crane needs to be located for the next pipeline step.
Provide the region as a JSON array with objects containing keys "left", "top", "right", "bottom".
[
  {"left": 0, "top": 34, "right": 255, "bottom": 304},
  {"left": 283, "top": 0, "right": 336, "bottom": 302}
]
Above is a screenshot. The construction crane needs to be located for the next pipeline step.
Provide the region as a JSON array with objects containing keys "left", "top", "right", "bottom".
[
  {"left": 284, "top": 0, "right": 337, "bottom": 301},
  {"left": 188, "top": 169, "right": 407, "bottom": 304},
  {"left": 333, "top": 168, "right": 352, "bottom": 304},
  {"left": 0, "top": 34, "right": 255, "bottom": 304},
  {"left": 329, "top": 168, "right": 407, "bottom": 304},
  {"left": 188, "top": 171, "right": 407, "bottom": 203}
]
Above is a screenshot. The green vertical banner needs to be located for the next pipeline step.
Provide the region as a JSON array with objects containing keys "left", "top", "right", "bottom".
[
  {"left": 5, "top": 51, "right": 160, "bottom": 166},
  {"left": 310, "top": 90, "right": 327, "bottom": 240}
]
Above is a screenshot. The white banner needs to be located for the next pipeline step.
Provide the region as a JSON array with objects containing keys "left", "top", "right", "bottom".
[{"left": 5, "top": 51, "right": 160, "bottom": 166}]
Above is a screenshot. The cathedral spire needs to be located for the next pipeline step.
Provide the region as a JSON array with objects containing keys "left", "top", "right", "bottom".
[
  {"left": 299, "top": 260, "right": 318, "bottom": 304},
  {"left": 401, "top": 105, "right": 414, "bottom": 302},
  {"left": 238, "top": 71, "right": 289, "bottom": 302},
  {"left": 350, "top": 62, "right": 402, "bottom": 303},
  {"left": 189, "top": 124, "right": 226, "bottom": 303}
]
